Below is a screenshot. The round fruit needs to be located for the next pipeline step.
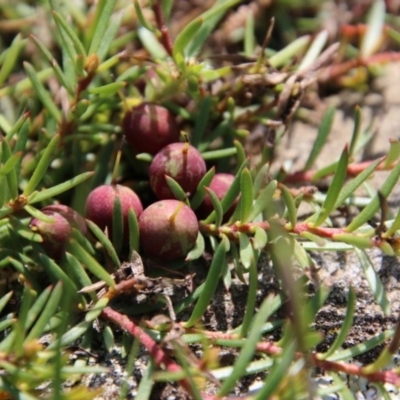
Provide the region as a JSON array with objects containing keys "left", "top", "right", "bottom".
[
  {"left": 122, "top": 103, "right": 179, "bottom": 155},
  {"left": 29, "top": 211, "right": 72, "bottom": 260},
  {"left": 149, "top": 142, "right": 206, "bottom": 200},
  {"left": 85, "top": 184, "right": 143, "bottom": 241},
  {"left": 197, "top": 173, "right": 239, "bottom": 220},
  {"left": 41, "top": 204, "right": 87, "bottom": 234},
  {"left": 139, "top": 200, "right": 199, "bottom": 261}
]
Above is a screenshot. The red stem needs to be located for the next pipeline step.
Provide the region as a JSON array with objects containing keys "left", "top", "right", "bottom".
[{"left": 152, "top": 1, "right": 173, "bottom": 57}]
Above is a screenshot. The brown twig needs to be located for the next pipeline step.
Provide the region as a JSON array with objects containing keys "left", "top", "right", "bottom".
[{"left": 152, "top": 0, "right": 174, "bottom": 58}]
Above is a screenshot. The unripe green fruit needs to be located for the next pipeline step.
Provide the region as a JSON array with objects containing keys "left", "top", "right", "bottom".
[
  {"left": 85, "top": 184, "right": 143, "bottom": 241},
  {"left": 122, "top": 103, "right": 179, "bottom": 155},
  {"left": 139, "top": 199, "right": 199, "bottom": 261},
  {"left": 149, "top": 142, "right": 206, "bottom": 200}
]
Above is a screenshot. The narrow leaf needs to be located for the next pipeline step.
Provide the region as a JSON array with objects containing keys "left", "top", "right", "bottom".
[
  {"left": 355, "top": 248, "right": 391, "bottom": 315},
  {"left": 347, "top": 158, "right": 400, "bottom": 232},
  {"left": 23, "top": 134, "right": 60, "bottom": 196},
  {"left": 320, "top": 286, "right": 356, "bottom": 359},
  {"left": 239, "top": 168, "right": 253, "bottom": 223},
  {"left": 86, "top": 220, "right": 120, "bottom": 271},
  {"left": 186, "top": 232, "right": 205, "bottom": 261},
  {"left": 128, "top": 208, "right": 140, "bottom": 254},
  {"left": 69, "top": 239, "right": 115, "bottom": 288},
  {"left": 349, "top": 106, "right": 362, "bottom": 157},
  {"left": 0, "top": 34, "right": 26, "bottom": 87},
  {"left": 314, "top": 146, "right": 349, "bottom": 226},
  {"left": 112, "top": 194, "right": 123, "bottom": 255},
  {"left": 173, "top": 17, "right": 203, "bottom": 65},
  {"left": 23, "top": 63, "right": 62, "bottom": 123},
  {"left": 219, "top": 295, "right": 279, "bottom": 396},
  {"left": 165, "top": 176, "right": 190, "bottom": 204},
  {"left": 27, "top": 171, "right": 94, "bottom": 204},
  {"left": 248, "top": 180, "right": 277, "bottom": 221},
  {"left": 191, "top": 97, "right": 212, "bottom": 148},
  {"left": 280, "top": 183, "right": 297, "bottom": 228},
  {"left": 88, "top": 0, "right": 117, "bottom": 56},
  {"left": 30, "top": 34, "right": 74, "bottom": 95},
  {"left": 304, "top": 107, "right": 335, "bottom": 170},
  {"left": 183, "top": 239, "right": 226, "bottom": 327},
  {"left": 190, "top": 167, "right": 215, "bottom": 210}
]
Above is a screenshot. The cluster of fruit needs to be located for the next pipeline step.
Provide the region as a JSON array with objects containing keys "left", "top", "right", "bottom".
[{"left": 29, "top": 104, "right": 237, "bottom": 262}]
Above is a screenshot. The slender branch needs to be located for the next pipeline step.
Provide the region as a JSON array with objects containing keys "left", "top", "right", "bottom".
[{"left": 152, "top": 0, "right": 173, "bottom": 57}]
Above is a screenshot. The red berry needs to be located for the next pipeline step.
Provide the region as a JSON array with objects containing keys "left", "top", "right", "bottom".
[
  {"left": 139, "top": 200, "right": 199, "bottom": 261},
  {"left": 122, "top": 103, "right": 180, "bottom": 155},
  {"left": 85, "top": 184, "right": 143, "bottom": 241},
  {"left": 197, "top": 173, "right": 239, "bottom": 220},
  {"left": 29, "top": 211, "right": 72, "bottom": 260},
  {"left": 41, "top": 204, "right": 87, "bottom": 234},
  {"left": 149, "top": 142, "right": 206, "bottom": 200}
]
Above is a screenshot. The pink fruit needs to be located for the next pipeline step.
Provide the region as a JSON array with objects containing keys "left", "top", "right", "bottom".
[
  {"left": 139, "top": 200, "right": 199, "bottom": 261},
  {"left": 197, "top": 173, "right": 239, "bottom": 220},
  {"left": 41, "top": 204, "right": 87, "bottom": 234},
  {"left": 29, "top": 211, "right": 72, "bottom": 260},
  {"left": 149, "top": 142, "right": 206, "bottom": 200},
  {"left": 122, "top": 103, "right": 180, "bottom": 155},
  {"left": 85, "top": 184, "right": 143, "bottom": 241}
]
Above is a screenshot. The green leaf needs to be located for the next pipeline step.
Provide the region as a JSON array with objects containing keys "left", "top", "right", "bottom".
[
  {"left": 23, "top": 134, "right": 60, "bottom": 196},
  {"left": 334, "top": 157, "right": 382, "bottom": 209},
  {"left": 0, "top": 292, "right": 13, "bottom": 315},
  {"left": 52, "top": 10, "right": 86, "bottom": 57},
  {"left": 39, "top": 254, "right": 78, "bottom": 294},
  {"left": 252, "top": 226, "right": 268, "bottom": 250},
  {"left": 165, "top": 176, "right": 190, "bottom": 205},
  {"left": 234, "top": 140, "right": 246, "bottom": 173},
  {"left": 133, "top": 0, "right": 156, "bottom": 32},
  {"left": 205, "top": 187, "right": 223, "bottom": 227},
  {"left": 239, "top": 232, "right": 254, "bottom": 269},
  {"left": 173, "top": 17, "right": 203, "bottom": 66},
  {"left": 27, "top": 171, "right": 94, "bottom": 204},
  {"left": 314, "top": 146, "right": 349, "bottom": 226},
  {"left": 30, "top": 34, "right": 74, "bottom": 95},
  {"left": 355, "top": 248, "right": 391, "bottom": 315},
  {"left": 383, "top": 205, "right": 400, "bottom": 238},
  {"left": 218, "top": 295, "right": 279, "bottom": 396},
  {"left": 360, "top": 0, "right": 386, "bottom": 58},
  {"left": 191, "top": 97, "right": 212, "bottom": 148},
  {"left": 23, "top": 62, "right": 62, "bottom": 124},
  {"left": 0, "top": 34, "right": 26, "bottom": 87},
  {"left": 240, "top": 258, "right": 258, "bottom": 337},
  {"left": 48, "top": 320, "right": 91, "bottom": 350},
  {"left": 298, "top": 29, "right": 328, "bottom": 72},
  {"left": 239, "top": 168, "right": 253, "bottom": 223},
  {"left": 68, "top": 239, "right": 115, "bottom": 288},
  {"left": 346, "top": 158, "right": 400, "bottom": 232},
  {"left": 183, "top": 239, "right": 226, "bottom": 327},
  {"left": 280, "top": 183, "right": 297, "bottom": 228},
  {"left": 128, "top": 208, "right": 140, "bottom": 254},
  {"left": 112, "top": 194, "right": 123, "bottom": 255},
  {"left": 190, "top": 167, "right": 215, "bottom": 210},
  {"left": 201, "top": 147, "right": 237, "bottom": 160},
  {"left": 269, "top": 35, "right": 310, "bottom": 68},
  {"left": 186, "top": 232, "right": 205, "bottom": 261},
  {"left": 87, "top": 0, "right": 117, "bottom": 56},
  {"left": 244, "top": 12, "right": 255, "bottom": 57},
  {"left": 137, "top": 26, "right": 168, "bottom": 60},
  {"left": 248, "top": 180, "right": 277, "bottom": 221},
  {"left": 204, "top": 159, "right": 248, "bottom": 223},
  {"left": 383, "top": 138, "right": 400, "bottom": 169},
  {"left": 349, "top": 106, "right": 362, "bottom": 157},
  {"left": 185, "top": 0, "right": 241, "bottom": 57},
  {"left": 254, "top": 337, "right": 296, "bottom": 400},
  {"left": 86, "top": 220, "right": 120, "bottom": 271},
  {"left": 96, "top": 10, "right": 123, "bottom": 61},
  {"left": 85, "top": 297, "right": 110, "bottom": 323},
  {"left": 304, "top": 107, "right": 335, "bottom": 170},
  {"left": 26, "top": 282, "right": 63, "bottom": 340},
  {"left": 320, "top": 286, "right": 356, "bottom": 359},
  {"left": 88, "top": 81, "right": 126, "bottom": 95}
]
